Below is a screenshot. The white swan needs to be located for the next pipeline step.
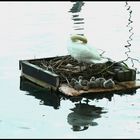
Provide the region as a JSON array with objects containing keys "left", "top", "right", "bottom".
[{"left": 67, "top": 34, "right": 107, "bottom": 64}]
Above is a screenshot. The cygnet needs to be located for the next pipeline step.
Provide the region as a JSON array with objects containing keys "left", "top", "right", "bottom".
[{"left": 103, "top": 79, "right": 115, "bottom": 88}]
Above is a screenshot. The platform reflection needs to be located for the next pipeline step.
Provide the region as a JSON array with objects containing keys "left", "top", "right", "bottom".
[{"left": 20, "top": 76, "right": 137, "bottom": 131}]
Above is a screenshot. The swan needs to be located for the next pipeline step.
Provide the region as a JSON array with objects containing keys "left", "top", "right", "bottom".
[{"left": 67, "top": 34, "right": 107, "bottom": 64}]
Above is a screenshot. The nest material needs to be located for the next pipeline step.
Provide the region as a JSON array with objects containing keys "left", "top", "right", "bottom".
[{"left": 30, "top": 55, "right": 118, "bottom": 84}]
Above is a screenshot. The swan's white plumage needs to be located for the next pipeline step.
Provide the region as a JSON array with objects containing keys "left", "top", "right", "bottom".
[{"left": 67, "top": 35, "right": 107, "bottom": 63}]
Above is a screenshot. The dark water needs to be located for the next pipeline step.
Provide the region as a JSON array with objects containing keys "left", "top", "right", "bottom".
[{"left": 0, "top": 2, "right": 140, "bottom": 138}]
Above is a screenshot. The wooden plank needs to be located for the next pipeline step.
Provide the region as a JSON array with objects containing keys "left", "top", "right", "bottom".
[
  {"left": 20, "top": 60, "right": 60, "bottom": 88},
  {"left": 21, "top": 73, "right": 58, "bottom": 90},
  {"left": 59, "top": 81, "right": 140, "bottom": 96}
]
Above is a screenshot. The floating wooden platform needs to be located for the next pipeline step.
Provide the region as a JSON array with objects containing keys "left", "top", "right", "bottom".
[
  {"left": 19, "top": 55, "right": 140, "bottom": 97},
  {"left": 59, "top": 81, "right": 140, "bottom": 96}
]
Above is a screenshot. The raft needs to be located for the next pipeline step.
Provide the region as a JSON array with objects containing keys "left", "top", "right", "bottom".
[{"left": 19, "top": 55, "right": 140, "bottom": 97}]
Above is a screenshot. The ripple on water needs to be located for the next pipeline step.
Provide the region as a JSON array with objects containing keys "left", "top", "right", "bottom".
[{"left": 18, "top": 126, "right": 31, "bottom": 130}]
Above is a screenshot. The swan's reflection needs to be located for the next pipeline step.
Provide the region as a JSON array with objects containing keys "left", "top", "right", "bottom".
[{"left": 67, "top": 100, "right": 107, "bottom": 131}]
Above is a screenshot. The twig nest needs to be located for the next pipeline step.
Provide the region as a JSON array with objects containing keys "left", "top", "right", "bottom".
[
  {"left": 47, "top": 65, "right": 54, "bottom": 72},
  {"left": 66, "top": 63, "right": 73, "bottom": 68}
]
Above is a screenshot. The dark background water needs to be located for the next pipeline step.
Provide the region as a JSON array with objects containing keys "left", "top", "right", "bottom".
[{"left": 0, "top": 1, "right": 140, "bottom": 138}]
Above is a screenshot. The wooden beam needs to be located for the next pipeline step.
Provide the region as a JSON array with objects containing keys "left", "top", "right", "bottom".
[{"left": 22, "top": 73, "right": 58, "bottom": 91}]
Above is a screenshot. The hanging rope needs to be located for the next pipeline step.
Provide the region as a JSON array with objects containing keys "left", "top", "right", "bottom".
[
  {"left": 122, "top": 1, "right": 140, "bottom": 71},
  {"left": 124, "top": 1, "right": 133, "bottom": 59}
]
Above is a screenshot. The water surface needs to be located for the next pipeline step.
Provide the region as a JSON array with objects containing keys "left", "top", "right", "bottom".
[{"left": 0, "top": 1, "right": 140, "bottom": 138}]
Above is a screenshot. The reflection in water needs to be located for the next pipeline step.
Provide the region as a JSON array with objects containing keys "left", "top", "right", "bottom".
[
  {"left": 67, "top": 88, "right": 136, "bottom": 132},
  {"left": 81, "top": 89, "right": 137, "bottom": 102},
  {"left": 69, "top": 1, "right": 85, "bottom": 36},
  {"left": 20, "top": 76, "right": 137, "bottom": 131},
  {"left": 69, "top": 1, "right": 85, "bottom": 13},
  {"left": 20, "top": 77, "right": 61, "bottom": 109},
  {"left": 67, "top": 101, "right": 106, "bottom": 131}
]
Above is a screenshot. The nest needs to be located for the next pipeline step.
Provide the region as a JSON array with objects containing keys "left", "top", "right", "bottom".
[{"left": 30, "top": 55, "right": 120, "bottom": 84}]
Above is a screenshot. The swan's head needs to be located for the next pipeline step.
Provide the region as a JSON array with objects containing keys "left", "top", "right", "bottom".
[{"left": 70, "top": 34, "right": 88, "bottom": 44}]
